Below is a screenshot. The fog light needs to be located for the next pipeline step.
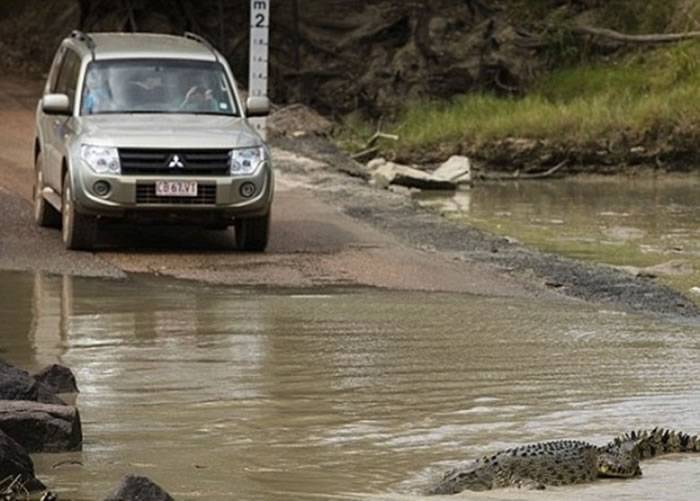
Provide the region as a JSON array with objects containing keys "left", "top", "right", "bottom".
[
  {"left": 240, "top": 182, "right": 256, "bottom": 198},
  {"left": 93, "top": 180, "right": 111, "bottom": 197}
]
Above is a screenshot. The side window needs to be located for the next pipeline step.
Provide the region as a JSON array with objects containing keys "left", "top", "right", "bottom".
[
  {"left": 48, "top": 47, "right": 66, "bottom": 93},
  {"left": 54, "top": 50, "right": 82, "bottom": 109}
]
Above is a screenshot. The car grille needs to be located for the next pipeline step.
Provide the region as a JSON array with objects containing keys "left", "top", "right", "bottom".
[
  {"left": 135, "top": 184, "right": 217, "bottom": 205},
  {"left": 120, "top": 149, "right": 230, "bottom": 176}
]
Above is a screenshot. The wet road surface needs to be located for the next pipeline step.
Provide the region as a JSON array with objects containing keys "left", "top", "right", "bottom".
[{"left": 0, "top": 76, "right": 541, "bottom": 298}]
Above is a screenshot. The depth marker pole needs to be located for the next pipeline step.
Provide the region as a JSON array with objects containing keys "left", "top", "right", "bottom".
[{"left": 249, "top": 0, "right": 270, "bottom": 139}]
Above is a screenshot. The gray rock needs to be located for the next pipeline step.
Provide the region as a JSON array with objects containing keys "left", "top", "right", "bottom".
[
  {"left": 104, "top": 475, "right": 174, "bottom": 501},
  {"left": 372, "top": 162, "right": 455, "bottom": 190},
  {"left": 366, "top": 157, "right": 387, "bottom": 171},
  {"left": 0, "top": 429, "right": 45, "bottom": 492},
  {"left": 33, "top": 364, "right": 79, "bottom": 394},
  {"left": 0, "top": 360, "right": 65, "bottom": 405},
  {"left": 432, "top": 155, "right": 472, "bottom": 184},
  {"left": 0, "top": 401, "right": 82, "bottom": 452}
]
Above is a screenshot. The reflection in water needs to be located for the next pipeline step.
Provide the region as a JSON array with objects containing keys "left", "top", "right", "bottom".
[
  {"left": 416, "top": 174, "right": 700, "bottom": 301},
  {"left": 0, "top": 271, "right": 699, "bottom": 500}
]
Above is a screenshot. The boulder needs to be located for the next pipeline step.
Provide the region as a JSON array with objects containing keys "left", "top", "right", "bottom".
[
  {"left": 0, "top": 429, "right": 45, "bottom": 492},
  {"left": 33, "top": 364, "right": 79, "bottom": 394},
  {"left": 372, "top": 162, "right": 456, "bottom": 190},
  {"left": 104, "top": 475, "right": 174, "bottom": 501},
  {"left": 0, "top": 360, "right": 65, "bottom": 405},
  {"left": 0, "top": 401, "right": 82, "bottom": 453},
  {"left": 432, "top": 155, "right": 472, "bottom": 184}
]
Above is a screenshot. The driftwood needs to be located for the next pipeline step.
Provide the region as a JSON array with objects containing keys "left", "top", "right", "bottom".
[
  {"left": 573, "top": 25, "right": 700, "bottom": 45},
  {"left": 351, "top": 124, "right": 399, "bottom": 161}
]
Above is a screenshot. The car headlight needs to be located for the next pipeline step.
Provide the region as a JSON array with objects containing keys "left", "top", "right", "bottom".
[
  {"left": 230, "top": 146, "right": 265, "bottom": 175},
  {"left": 81, "top": 145, "right": 121, "bottom": 174}
]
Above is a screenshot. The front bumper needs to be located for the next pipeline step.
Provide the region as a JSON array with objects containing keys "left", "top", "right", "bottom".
[{"left": 72, "top": 161, "right": 273, "bottom": 221}]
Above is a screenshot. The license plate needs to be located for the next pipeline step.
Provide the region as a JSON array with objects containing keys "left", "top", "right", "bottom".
[{"left": 155, "top": 180, "right": 198, "bottom": 197}]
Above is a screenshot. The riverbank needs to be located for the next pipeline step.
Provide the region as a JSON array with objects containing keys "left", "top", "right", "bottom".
[
  {"left": 273, "top": 134, "right": 700, "bottom": 318},
  {"left": 336, "top": 39, "right": 700, "bottom": 172}
]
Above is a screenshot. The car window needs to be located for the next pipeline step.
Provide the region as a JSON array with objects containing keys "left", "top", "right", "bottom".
[
  {"left": 48, "top": 47, "right": 66, "bottom": 93},
  {"left": 54, "top": 50, "right": 82, "bottom": 108},
  {"left": 80, "top": 59, "right": 238, "bottom": 116}
]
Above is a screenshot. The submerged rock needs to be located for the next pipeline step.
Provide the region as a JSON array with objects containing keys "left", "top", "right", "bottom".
[
  {"left": 33, "top": 364, "right": 79, "bottom": 394},
  {"left": 0, "top": 401, "right": 82, "bottom": 452},
  {"left": 0, "top": 360, "right": 65, "bottom": 405},
  {"left": 104, "top": 475, "right": 174, "bottom": 501},
  {"left": 0, "top": 429, "right": 45, "bottom": 492}
]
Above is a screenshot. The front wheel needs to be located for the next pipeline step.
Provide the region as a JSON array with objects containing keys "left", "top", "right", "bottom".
[
  {"left": 235, "top": 213, "right": 270, "bottom": 252},
  {"left": 61, "top": 172, "right": 97, "bottom": 251},
  {"left": 33, "top": 157, "right": 61, "bottom": 228}
]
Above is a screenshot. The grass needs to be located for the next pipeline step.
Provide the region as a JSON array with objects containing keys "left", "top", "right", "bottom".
[{"left": 336, "top": 40, "right": 700, "bottom": 159}]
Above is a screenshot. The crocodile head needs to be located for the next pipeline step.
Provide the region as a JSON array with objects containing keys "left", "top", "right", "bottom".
[{"left": 596, "top": 450, "right": 641, "bottom": 478}]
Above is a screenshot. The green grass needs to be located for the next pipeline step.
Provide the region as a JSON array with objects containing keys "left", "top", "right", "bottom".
[{"left": 337, "top": 41, "right": 700, "bottom": 158}]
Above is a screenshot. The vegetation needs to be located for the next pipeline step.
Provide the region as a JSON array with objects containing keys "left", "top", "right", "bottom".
[
  {"left": 334, "top": 0, "right": 700, "bottom": 167},
  {"left": 337, "top": 40, "right": 700, "bottom": 165}
]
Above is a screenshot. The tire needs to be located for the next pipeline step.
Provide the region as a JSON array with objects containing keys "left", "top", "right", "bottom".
[
  {"left": 61, "top": 172, "right": 97, "bottom": 251},
  {"left": 235, "top": 212, "right": 270, "bottom": 252},
  {"left": 33, "top": 156, "right": 61, "bottom": 228}
]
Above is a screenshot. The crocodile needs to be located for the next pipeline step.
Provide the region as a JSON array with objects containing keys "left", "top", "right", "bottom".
[{"left": 427, "top": 428, "right": 700, "bottom": 495}]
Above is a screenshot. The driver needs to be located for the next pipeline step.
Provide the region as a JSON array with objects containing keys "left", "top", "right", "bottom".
[{"left": 179, "top": 73, "right": 219, "bottom": 112}]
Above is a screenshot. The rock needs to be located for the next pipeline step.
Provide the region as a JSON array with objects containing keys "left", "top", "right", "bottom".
[
  {"left": 0, "top": 401, "right": 82, "bottom": 453},
  {"left": 432, "top": 155, "right": 472, "bottom": 184},
  {"left": 0, "top": 360, "right": 65, "bottom": 405},
  {"left": 690, "top": 287, "right": 700, "bottom": 296},
  {"left": 33, "top": 364, "right": 79, "bottom": 394},
  {"left": 104, "top": 475, "right": 174, "bottom": 501},
  {"left": 0, "top": 429, "right": 45, "bottom": 492},
  {"left": 366, "top": 157, "right": 387, "bottom": 171},
  {"left": 371, "top": 162, "right": 456, "bottom": 190}
]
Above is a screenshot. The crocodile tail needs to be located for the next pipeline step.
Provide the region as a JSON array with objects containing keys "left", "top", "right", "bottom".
[{"left": 610, "top": 428, "right": 700, "bottom": 459}]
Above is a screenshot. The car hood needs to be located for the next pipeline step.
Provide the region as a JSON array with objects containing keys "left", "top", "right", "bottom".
[{"left": 76, "top": 114, "right": 262, "bottom": 149}]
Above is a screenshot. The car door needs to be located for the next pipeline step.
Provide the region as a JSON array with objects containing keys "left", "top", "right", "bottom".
[{"left": 43, "top": 49, "right": 81, "bottom": 191}]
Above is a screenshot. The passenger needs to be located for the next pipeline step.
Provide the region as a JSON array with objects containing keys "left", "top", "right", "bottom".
[{"left": 81, "top": 70, "right": 111, "bottom": 114}]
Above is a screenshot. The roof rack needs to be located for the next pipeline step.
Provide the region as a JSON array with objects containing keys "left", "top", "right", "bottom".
[
  {"left": 183, "top": 31, "right": 220, "bottom": 62},
  {"left": 70, "top": 30, "right": 96, "bottom": 61}
]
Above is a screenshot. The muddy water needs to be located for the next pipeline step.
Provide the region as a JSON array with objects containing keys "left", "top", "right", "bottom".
[
  {"left": 1, "top": 271, "right": 699, "bottom": 500},
  {"left": 416, "top": 174, "right": 700, "bottom": 303}
]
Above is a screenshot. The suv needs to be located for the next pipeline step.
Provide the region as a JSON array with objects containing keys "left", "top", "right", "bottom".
[{"left": 34, "top": 31, "right": 273, "bottom": 251}]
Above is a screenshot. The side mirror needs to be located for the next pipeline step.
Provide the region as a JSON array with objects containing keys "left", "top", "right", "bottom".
[
  {"left": 246, "top": 96, "right": 270, "bottom": 117},
  {"left": 42, "top": 94, "right": 71, "bottom": 115}
]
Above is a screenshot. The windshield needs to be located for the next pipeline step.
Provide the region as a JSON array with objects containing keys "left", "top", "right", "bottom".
[{"left": 80, "top": 59, "right": 238, "bottom": 116}]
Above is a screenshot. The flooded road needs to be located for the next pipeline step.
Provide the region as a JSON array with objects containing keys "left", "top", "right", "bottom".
[
  {"left": 416, "top": 174, "right": 700, "bottom": 303},
  {"left": 1, "top": 271, "right": 699, "bottom": 500}
]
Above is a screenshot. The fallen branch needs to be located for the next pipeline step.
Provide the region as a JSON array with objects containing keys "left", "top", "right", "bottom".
[
  {"left": 573, "top": 25, "right": 700, "bottom": 44},
  {"left": 479, "top": 159, "right": 568, "bottom": 181},
  {"left": 367, "top": 131, "right": 399, "bottom": 146},
  {"left": 351, "top": 146, "right": 380, "bottom": 161}
]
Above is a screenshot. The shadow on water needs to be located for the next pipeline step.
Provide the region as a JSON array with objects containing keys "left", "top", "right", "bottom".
[{"left": 0, "top": 270, "right": 699, "bottom": 500}]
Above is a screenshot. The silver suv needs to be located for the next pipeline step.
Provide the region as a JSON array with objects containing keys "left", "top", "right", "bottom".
[{"left": 34, "top": 31, "right": 273, "bottom": 251}]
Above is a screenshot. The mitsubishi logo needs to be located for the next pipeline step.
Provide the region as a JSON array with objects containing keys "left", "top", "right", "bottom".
[{"left": 168, "top": 154, "right": 185, "bottom": 169}]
